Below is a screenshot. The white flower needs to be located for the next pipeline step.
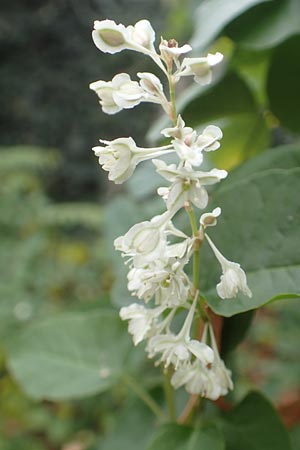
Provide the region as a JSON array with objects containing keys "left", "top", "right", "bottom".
[
  {"left": 199, "top": 207, "right": 221, "bottom": 239},
  {"left": 200, "top": 207, "right": 221, "bottom": 228},
  {"left": 159, "top": 41, "right": 192, "bottom": 56},
  {"left": 127, "top": 259, "right": 191, "bottom": 307},
  {"left": 171, "top": 323, "right": 233, "bottom": 399},
  {"left": 171, "top": 125, "right": 223, "bottom": 166},
  {"left": 92, "top": 19, "right": 167, "bottom": 73},
  {"left": 196, "top": 125, "right": 223, "bottom": 153},
  {"left": 114, "top": 212, "right": 172, "bottom": 266},
  {"left": 128, "top": 19, "right": 156, "bottom": 52},
  {"left": 205, "top": 234, "right": 252, "bottom": 299},
  {"left": 179, "top": 52, "right": 224, "bottom": 85},
  {"left": 147, "top": 294, "right": 214, "bottom": 369},
  {"left": 159, "top": 38, "right": 192, "bottom": 70},
  {"left": 171, "top": 360, "right": 232, "bottom": 400},
  {"left": 93, "top": 137, "right": 173, "bottom": 184},
  {"left": 120, "top": 303, "right": 166, "bottom": 345},
  {"left": 137, "top": 72, "right": 170, "bottom": 113},
  {"left": 161, "top": 115, "right": 193, "bottom": 141},
  {"left": 90, "top": 73, "right": 145, "bottom": 114},
  {"left": 92, "top": 19, "right": 155, "bottom": 55},
  {"left": 92, "top": 20, "right": 129, "bottom": 54},
  {"left": 154, "top": 160, "right": 227, "bottom": 211},
  {"left": 162, "top": 116, "right": 223, "bottom": 163}
]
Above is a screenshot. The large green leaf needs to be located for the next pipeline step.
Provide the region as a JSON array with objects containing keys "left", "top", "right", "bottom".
[
  {"left": 100, "top": 397, "right": 156, "bottom": 450},
  {"left": 221, "top": 311, "right": 254, "bottom": 355},
  {"left": 190, "top": 0, "right": 270, "bottom": 50},
  {"left": 221, "top": 144, "right": 300, "bottom": 187},
  {"left": 146, "top": 424, "right": 224, "bottom": 450},
  {"left": 201, "top": 168, "right": 300, "bottom": 316},
  {"left": 267, "top": 36, "right": 300, "bottom": 132},
  {"left": 226, "top": 0, "right": 300, "bottom": 49},
  {"left": 231, "top": 48, "right": 271, "bottom": 105},
  {"left": 181, "top": 72, "right": 270, "bottom": 170},
  {"left": 220, "top": 391, "right": 292, "bottom": 450},
  {"left": 6, "top": 310, "right": 131, "bottom": 400}
]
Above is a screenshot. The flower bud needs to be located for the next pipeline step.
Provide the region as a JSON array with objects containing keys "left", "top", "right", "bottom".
[
  {"left": 180, "top": 52, "right": 223, "bottom": 85},
  {"left": 92, "top": 20, "right": 128, "bottom": 53}
]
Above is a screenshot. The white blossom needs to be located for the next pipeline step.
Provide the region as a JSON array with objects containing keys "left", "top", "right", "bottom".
[
  {"left": 91, "top": 18, "right": 250, "bottom": 401},
  {"left": 120, "top": 303, "right": 166, "bottom": 345},
  {"left": 127, "top": 258, "right": 191, "bottom": 307},
  {"left": 137, "top": 72, "right": 170, "bottom": 113},
  {"left": 92, "top": 19, "right": 155, "bottom": 55},
  {"left": 205, "top": 234, "right": 252, "bottom": 299},
  {"left": 179, "top": 52, "right": 224, "bottom": 85},
  {"left": 93, "top": 137, "right": 173, "bottom": 184},
  {"left": 171, "top": 125, "right": 223, "bottom": 166},
  {"left": 92, "top": 19, "right": 167, "bottom": 73},
  {"left": 171, "top": 323, "right": 233, "bottom": 400},
  {"left": 171, "top": 359, "right": 232, "bottom": 400},
  {"left": 200, "top": 207, "right": 221, "bottom": 228},
  {"left": 199, "top": 207, "right": 222, "bottom": 239},
  {"left": 159, "top": 38, "right": 192, "bottom": 56},
  {"left": 154, "top": 160, "right": 227, "bottom": 212},
  {"left": 114, "top": 212, "right": 173, "bottom": 267},
  {"left": 147, "top": 295, "right": 214, "bottom": 369},
  {"left": 159, "top": 38, "right": 192, "bottom": 70},
  {"left": 161, "top": 115, "right": 193, "bottom": 141},
  {"left": 90, "top": 73, "right": 145, "bottom": 114}
]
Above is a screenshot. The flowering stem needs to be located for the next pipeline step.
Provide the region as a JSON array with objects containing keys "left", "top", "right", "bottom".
[
  {"left": 163, "top": 368, "right": 177, "bottom": 421},
  {"left": 167, "top": 70, "right": 177, "bottom": 125},
  {"left": 123, "top": 373, "right": 165, "bottom": 420},
  {"left": 186, "top": 205, "right": 200, "bottom": 291}
]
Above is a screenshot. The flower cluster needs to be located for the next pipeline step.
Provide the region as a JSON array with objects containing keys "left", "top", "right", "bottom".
[{"left": 90, "top": 19, "right": 252, "bottom": 400}]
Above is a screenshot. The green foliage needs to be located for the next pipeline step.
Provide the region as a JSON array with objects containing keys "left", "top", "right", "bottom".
[
  {"left": 191, "top": 0, "right": 270, "bottom": 50},
  {"left": 267, "top": 36, "right": 300, "bottom": 132},
  {"left": 221, "top": 311, "right": 254, "bottom": 356},
  {"left": 6, "top": 310, "right": 131, "bottom": 400},
  {"left": 202, "top": 167, "right": 300, "bottom": 316},
  {"left": 99, "top": 398, "right": 156, "bottom": 450},
  {"left": 147, "top": 424, "right": 224, "bottom": 450},
  {"left": 226, "top": 0, "right": 300, "bottom": 50},
  {"left": 1, "top": 1, "right": 300, "bottom": 448},
  {"left": 219, "top": 392, "right": 292, "bottom": 450},
  {"left": 0, "top": 145, "right": 112, "bottom": 446}
]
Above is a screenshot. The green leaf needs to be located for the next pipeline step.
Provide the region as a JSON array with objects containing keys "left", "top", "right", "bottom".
[
  {"left": 181, "top": 72, "right": 270, "bottom": 170},
  {"left": 100, "top": 397, "right": 156, "bottom": 450},
  {"left": 290, "top": 426, "right": 300, "bottom": 450},
  {"left": 231, "top": 48, "right": 271, "bottom": 105},
  {"left": 146, "top": 424, "right": 224, "bottom": 450},
  {"left": 267, "top": 36, "right": 300, "bottom": 132},
  {"left": 201, "top": 168, "right": 300, "bottom": 316},
  {"left": 220, "top": 391, "right": 292, "bottom": 450},
  {"left": 6, "top": 310, "right": 131, "bottom": 400},
  {"left": 190, "top": 0, "right": 270, "bottom": 50},
  {"left": 146, "top": 424, "right": 191, "bottom": 450},
  {"left": 221, "top": 144, "right": 300, "bottom": 187},
  {"left": 187, "top": 426, "right": 225, "bottom": 450},
  {"left": 226, "top": 0, "right": 300, "bottom": 50},
  {"left": 221, "top": 311, "right": 254, "bottom": 355}
]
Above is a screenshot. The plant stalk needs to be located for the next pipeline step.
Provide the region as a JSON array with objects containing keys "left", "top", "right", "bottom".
[{"left": 123, "top": 373, "right": 165, "bottom": 420}]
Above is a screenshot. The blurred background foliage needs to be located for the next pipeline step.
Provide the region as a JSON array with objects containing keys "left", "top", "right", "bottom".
[{"left": 0, "top": 0, "right": 300, "bottom": 449}]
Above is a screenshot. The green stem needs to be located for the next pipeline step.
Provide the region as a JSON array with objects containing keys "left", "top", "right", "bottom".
[
  {"left": 186, "top": 206, "right": 209, "bottom": 322},
  {"left": 167, "top": 70, "right": 177, "bottom": 125},
  {"left": 123, "top": 374, "right": 165, "bottom": 420},
  {"left": 186, "top": 206, "right": 200, "bottom": 291},
  {"left": 164, "top": 369, "right": 177, "bottom": 421}
]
